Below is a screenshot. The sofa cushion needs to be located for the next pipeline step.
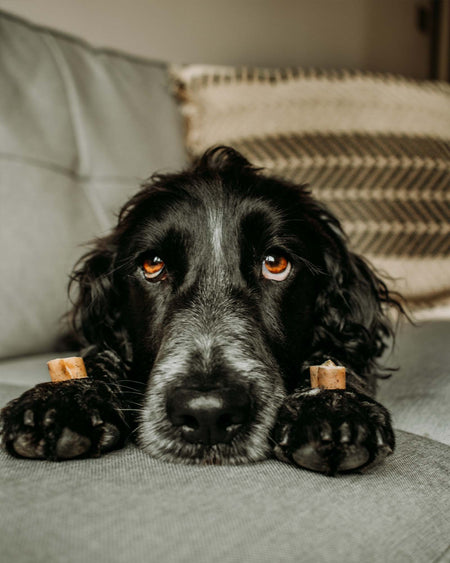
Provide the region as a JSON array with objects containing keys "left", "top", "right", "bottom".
[
  {"left": 170, "top": 65, "right": 450, "bottom": 311},
  {"left": 378, "top": 319, "right": 450, "bottom": 445},
  {"left": 0, "top": 10, "right": 187, "bottom": 358},
  {"left": 0, "top": 429, "right": 448, "bottom": 563}
]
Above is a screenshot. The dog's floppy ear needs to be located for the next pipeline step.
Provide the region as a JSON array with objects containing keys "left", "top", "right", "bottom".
[
  {"left": 68, "top": 234, "right": 125, "bottom": 353},
  {"left": 309, "top": 217, "right": 403, "bottom": 386}
]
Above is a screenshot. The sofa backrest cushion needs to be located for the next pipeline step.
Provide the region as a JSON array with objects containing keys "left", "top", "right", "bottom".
[
  {"left": 170, "top": 64, "right": 450, "bottom": 312},
  {"left": 0, "top": 11, "right": 187, "bottom": 358}
]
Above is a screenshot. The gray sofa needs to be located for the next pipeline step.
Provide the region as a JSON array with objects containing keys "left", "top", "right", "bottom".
[{"left": 1, "top": 10, "right": 449, "bottom": 563}]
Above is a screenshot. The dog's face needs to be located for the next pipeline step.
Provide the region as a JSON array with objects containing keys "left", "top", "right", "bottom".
[
  {"left": 1, "top": 149, "right": 396, "bottom": 468},
  {"left": 108, "top": 150, "right": 333, "bottom": 464}
]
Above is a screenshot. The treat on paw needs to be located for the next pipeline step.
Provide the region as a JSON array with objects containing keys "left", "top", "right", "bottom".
[
  {"left": 309, "top": 360, "right": 346, "bottom": 390},
  {"left": 47, "top": 357, "right": 88, "bottom": 382}
]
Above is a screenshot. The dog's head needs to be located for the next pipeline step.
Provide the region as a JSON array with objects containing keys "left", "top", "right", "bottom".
[{"left": 70, "top": 147, "right": 396, "bottom": 464}]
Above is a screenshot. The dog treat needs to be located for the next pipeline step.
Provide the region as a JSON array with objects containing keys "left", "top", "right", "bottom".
[
  {"left": 47, "top": 357, "right": 88, "bottom": 382},
  {"left": 310, "top": 360, "right": 346, "bottom": 390}
]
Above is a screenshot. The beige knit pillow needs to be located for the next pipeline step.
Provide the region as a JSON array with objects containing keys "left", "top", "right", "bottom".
[{"left": 170, "top": 65, "right": 450, "bottom": 310}]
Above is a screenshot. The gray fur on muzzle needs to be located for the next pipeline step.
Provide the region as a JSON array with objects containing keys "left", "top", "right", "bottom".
[{"left": 137, "top": 288, "right": 286, "bottom": 465}]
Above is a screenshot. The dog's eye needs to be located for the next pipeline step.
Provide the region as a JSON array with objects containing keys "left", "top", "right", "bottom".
[
  {"left": 262, "top": 255, "right": 291, "bottom": 281},
  {"left": 142, "top": 256, "right": 167, "bottom": 281}
]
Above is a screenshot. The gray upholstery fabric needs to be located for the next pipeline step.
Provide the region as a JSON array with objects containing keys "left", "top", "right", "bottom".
[
  {"left": 378, "top": 319, "right": 450, "bottom": 445},
  {"left": 0, "top": 431, "right": 449, "bottom": 563},
  {"left": 0, "top": 10, "right": 187, "bottom": 358}
]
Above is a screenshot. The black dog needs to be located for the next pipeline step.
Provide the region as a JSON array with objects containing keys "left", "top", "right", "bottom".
[{"left": 0, "top": 147, "right": 402, "bottom": 474}]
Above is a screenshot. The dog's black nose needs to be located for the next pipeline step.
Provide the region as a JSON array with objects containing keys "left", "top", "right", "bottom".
[{"left": 167, "top": 388, "right": 251, "bottom": 445}]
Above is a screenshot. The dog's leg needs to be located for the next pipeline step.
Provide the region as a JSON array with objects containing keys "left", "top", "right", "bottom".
[
  {"left": 272, "top": 363, "right": 395, "bottom": 475},
  {"left": 0, "top": 349, "right": 132, "bottom": 460}
]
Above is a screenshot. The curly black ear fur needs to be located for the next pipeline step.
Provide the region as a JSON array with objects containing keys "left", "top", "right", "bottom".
[
  {"left": 308, "top": 216, "right": 405, "bottom": 393},
  {"left": 67, "top": 176, "right": 178, "bottom": 357},
  {"left": 68, "top": 234, "right": 127, "bottom": 355}
]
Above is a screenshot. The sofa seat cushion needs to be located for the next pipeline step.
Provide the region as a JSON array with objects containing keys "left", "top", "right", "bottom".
[
  {"left": 378, "top": 319, "right": 450, "bottom": 445},
  {"left": 0, "top": 430, "right": 449, "bottom": 563}
]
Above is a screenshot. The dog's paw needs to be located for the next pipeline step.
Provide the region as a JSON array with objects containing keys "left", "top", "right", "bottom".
[
  {"left": 273, "top": 389, "right": 394, "bottom": 475},
  {"left": 0, "top": 379, "right": 128, "bottom": 460}
]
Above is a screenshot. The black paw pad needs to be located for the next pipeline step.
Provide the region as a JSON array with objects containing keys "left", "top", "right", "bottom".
[{"left": 55, "top": 428, "right": 92, "bottom": 459}]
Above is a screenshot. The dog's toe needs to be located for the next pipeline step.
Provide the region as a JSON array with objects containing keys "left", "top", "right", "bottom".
[
  {"left": 290, "top": 427, "right": 370, "bottom": 474},
  {"left": 98, "top": 422, "right": 121, "bottom": 452},
  {"left": 292, "top": 444, "right": 329, "bottom": 472},
  {"left": 13, "top": 434, "right": 46, "bottom": 459},
  {"left": 55, "top": 427, "right": 91, "bottom": 459},
  {"left": 335, "top": 445, "right": 370, "bottom": 471}
]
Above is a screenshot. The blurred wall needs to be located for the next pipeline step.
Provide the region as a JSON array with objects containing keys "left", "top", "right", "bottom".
[{"left": 0, "top": 0, "right": 431, "bottom": 78}]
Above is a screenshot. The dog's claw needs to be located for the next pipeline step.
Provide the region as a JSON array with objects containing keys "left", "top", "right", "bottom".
[
  {"left": 98, "top": 423, "right": 121, "bottom": 451},
  {"left": 277, "top": 425, "right": 290, "bottom": 447},
  {"left": 43, "top": 408, "right": 56, "bottom": 427},
  {"left": 320, "top": 421, "right": 333, "bottom": 443},
  {"left": 23, "top": 409, "right": 35, "bottom": 427},
  {"left": 91, "top": 410, "right": 103, "bottom": 427},
  {"left": 339, "top": 422, "right": 351, "bottom": 444},
  {"left": 273, "top": 444, "right": 291, "bottom": 463}
]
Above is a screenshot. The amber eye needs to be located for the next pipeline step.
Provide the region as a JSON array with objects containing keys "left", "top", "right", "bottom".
[
  {"left": 142, "top": 256, "right": 166, "bottom": 281},
  {"left": 262, "top": 255, "right": 291, "bottom": 281}
]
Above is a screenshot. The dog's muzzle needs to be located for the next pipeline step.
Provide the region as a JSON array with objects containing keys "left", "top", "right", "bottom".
[{"left": 137, "top": 287, "right": 286, "bottom": 464}]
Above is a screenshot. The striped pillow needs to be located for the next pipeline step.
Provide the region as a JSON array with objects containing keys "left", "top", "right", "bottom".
[{"left": 170, "top": 65, "right": 450, "bottom": 310}]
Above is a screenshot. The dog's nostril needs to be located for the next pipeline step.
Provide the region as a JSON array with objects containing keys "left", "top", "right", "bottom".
[
  {"left": 167, "top": 387, "right": 251, "bottom": 445},
  {"left": 217, "top": 412, "right": 245, "bottom": 431},
  {"left": 181, "top": 415, "right": 199, "bottom": 430},
  {"left": 218, "top": 413, "right": 233, "bottom": 429}
]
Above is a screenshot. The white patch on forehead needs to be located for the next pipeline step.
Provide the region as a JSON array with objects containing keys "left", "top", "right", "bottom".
[{"left": 208, "top": 208, "right": 223, "bottom": 262}]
